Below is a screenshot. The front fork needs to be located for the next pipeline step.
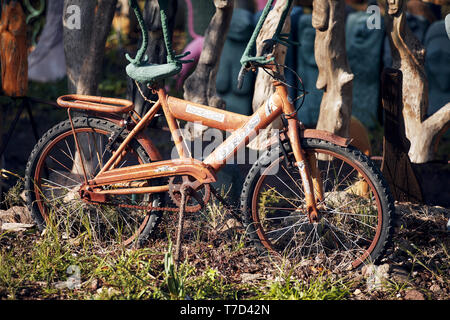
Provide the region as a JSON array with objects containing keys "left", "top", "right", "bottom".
[{"left": 285, "top": 117, "right": 324, "bottom": 223}]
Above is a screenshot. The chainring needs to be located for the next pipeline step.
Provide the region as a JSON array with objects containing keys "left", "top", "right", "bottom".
[{"left": 168, "top": 175, "right": 211, "bottom": 212}]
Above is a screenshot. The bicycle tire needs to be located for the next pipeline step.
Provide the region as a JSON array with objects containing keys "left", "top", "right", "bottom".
[
  {"left": 25, "top": 116, "right": 163, "bottom": 247},
  {"left": 240, "top": 138, "right": 395, "bottom": 270}
]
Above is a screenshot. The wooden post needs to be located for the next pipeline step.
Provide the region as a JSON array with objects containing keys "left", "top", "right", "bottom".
[{"left": 381, "top": 68, "right": 422, "bottom": 203}]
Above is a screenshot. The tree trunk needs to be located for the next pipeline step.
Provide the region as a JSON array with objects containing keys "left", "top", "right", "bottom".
[
  {"left": 63, "top": 0, "right": 117, "bottom": 95},
  {"left": 63, "top": 0, "right": 117, "bottom": 176},
  {"left": 183, "top": 0, "right": 234, "bottom": 109},
  {"left": 182, "top": 0, "right": 234, "bottom": 140},
  {"left": 313, "top": 0, "right": 353, "bottom": 138},
  {"left": 385, "top": 0, "right": 450, "bottom": 163},
  {"left": 248, "top": 0, "right": 292, "bottom": 151}
]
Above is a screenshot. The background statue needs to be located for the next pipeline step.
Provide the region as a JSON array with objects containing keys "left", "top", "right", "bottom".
[
  {"left": 313, "top": 0, "right": 354, "bottom": 138},
  {"left": 216, "top": 8, "right": 256, "bottom": 115},
  {"left": 346, "top": 9, "right": 385, "bottom": 128},
  {"left": 28, "top": 0, "right": 66, "bottom": 83},
  {"left": 295, "top": 14, "right": 322, "bottom": 126},
  {"left": 424, "top": 20, "right": 450, "bottom": 115}
]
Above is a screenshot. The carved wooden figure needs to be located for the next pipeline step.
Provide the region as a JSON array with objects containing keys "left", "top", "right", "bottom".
[
  {"left": 252, "top": 0, "right": 291, "bottom": 113},
  {"left": 381, "top": 68, "right": 423, "bottom": 203},
  {"left": 385, "top": 0, "right": 450, "bottom": 163},
  {"left": 312, "top": 0, "right": 354, "bottom": 138},
  {"left": 0, "top": 0, "right": 28, "bottom": 97},
  {"left": 248, "top": 0, "right": 292, "bottom": 150}
]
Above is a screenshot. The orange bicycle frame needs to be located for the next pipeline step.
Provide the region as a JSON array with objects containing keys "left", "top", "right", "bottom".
[{"left": 57, "top": 77, "right": 330, "bottom": 220}]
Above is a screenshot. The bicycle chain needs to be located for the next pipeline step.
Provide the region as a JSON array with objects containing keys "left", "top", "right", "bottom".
[{"left": 91, "top": 200, "right": 192, "bottom": 213}]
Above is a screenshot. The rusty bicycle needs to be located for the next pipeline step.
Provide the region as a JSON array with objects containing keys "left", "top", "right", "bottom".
[{"left": 25, "top": 0, "right": 394, "bottom": 269}]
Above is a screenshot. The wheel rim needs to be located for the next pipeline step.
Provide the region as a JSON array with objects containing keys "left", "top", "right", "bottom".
[
  {"left": 251, "top": 148, "right": 383, "bottom": 270},
  {"left": 33, "top": 127, "right": 154, "bottom": 247}
]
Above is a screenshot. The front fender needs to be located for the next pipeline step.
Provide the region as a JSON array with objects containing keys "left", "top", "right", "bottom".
[
  {"left": 262, "top": 127, "right": 352, "bottom": 150},
  {"left": 300, "top": 129, "right": 352, "bottom": 148}
]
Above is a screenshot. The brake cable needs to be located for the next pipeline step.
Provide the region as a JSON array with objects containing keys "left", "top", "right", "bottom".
[{"left": 258, "top": 62, "right": 307, "bottom": 118}]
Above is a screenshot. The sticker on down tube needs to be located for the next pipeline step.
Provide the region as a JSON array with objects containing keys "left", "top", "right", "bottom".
[
  {"left": 186, "top": 104, "right": 225, "bottom": 123},
  {"left": 215, "top": 113, "right": 261, "bottom": 161}
]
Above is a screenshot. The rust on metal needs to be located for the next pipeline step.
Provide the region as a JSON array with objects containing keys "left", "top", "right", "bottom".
[
  {"left": 57, "top": 95, "right": 135, "bottom": 113},
  {"left": 67, "top": 108, "right": 89, "bottom": 185},
  {"left": 98, "top": 99, "right": 162, "bottom": 174},
  {"left": 167, "top": 96, "right": 249, "bottom": 131},
  {"left": 92, "top": 158, "right": 217, "bottom": 187}
]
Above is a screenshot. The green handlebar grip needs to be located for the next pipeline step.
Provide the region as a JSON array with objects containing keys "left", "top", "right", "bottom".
[{"left": 239, "top": 0, "right": 294, "bottom": 66}]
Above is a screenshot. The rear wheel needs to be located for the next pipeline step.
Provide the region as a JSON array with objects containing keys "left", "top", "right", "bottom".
[
  {"left": 25, "top": 117, "right": 162, "bottom": 247},
  {"left": 241, "top": 138, "right": 394, "bottom": 270}
]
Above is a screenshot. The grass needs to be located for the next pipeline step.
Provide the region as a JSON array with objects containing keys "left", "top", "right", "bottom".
[
  {"left": 0, "top": 177, "right": 448, "bottom": 300},
  {"left": 0, "top": 195, "right": 354, "bottom": 300}
]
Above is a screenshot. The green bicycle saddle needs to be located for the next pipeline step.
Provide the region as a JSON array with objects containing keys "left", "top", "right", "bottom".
[
  {"left": 126, "top": 61, "right": 182, "bottom": 83},
  {"left": 126, "top": 0, "right": 191, "bottom": 84}
]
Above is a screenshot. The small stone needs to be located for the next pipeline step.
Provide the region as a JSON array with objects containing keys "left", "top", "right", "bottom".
[
  {"left": 362, "top": 263, "right": 390, "bottom": 291},
  {"left": 429, "top": 284, "right": 440, "bottom": 293},
  {"left": 240, "top": 272, "right": 262, "bottom": 283},
  {"left": 1, "top": 222, "right": 35, "bottom": 232},
  {"left": 89, "top": 278, "right": 99, "bottom": 291},
  {"left": 353, "top": 289, "right": 362, "bottom": 295},
  {"left": 0, "top": 206, "right": 33, "bottom": 224},
  {"left": 390, "top": 265, "right": 410, "bottom": 283},
  {"left": 404, "top": 289, "right": 425, "bottom": 300}
]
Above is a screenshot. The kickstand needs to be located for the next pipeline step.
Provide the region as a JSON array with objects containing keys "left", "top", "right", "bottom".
[{"left": 174, "top": 185, "right": 187, "bottom": 266}]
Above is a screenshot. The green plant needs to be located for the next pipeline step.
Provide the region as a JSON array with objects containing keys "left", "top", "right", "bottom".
[
  {"left": 163, "top": 241, "right": 191, "bottom": 299},
  {"left": 186, "top": 267, "right": 249, "bottom": 300}
]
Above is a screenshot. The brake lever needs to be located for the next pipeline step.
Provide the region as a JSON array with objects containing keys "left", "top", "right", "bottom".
[{"left": 237, "top": 65, "right": 248, "bottom": 90}]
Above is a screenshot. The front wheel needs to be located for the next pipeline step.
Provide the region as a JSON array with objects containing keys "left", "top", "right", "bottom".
[{"left": 240, "top": 138, "right": 395, "bottom": 270}]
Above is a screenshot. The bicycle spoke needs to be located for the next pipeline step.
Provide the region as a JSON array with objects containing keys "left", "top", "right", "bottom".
[
  {"left": 250, "top": 144, "right": 386, "bottom": 269},
  {"left": 30, "top": 123, "right": 155, "bottom": 248}
]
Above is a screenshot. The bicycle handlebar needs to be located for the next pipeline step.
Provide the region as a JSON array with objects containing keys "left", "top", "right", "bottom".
[{"left": 236, "top": 0, "right": 295, "bottom": 90}]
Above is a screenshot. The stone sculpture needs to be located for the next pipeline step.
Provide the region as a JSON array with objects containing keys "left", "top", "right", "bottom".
[
  {"left": 346, "top": 10, "right": 385, "bottom": 128},
  {"left": 295, "top": 14, "right": 322, "bottom": 126},
  {"left": 284, "top": 6, "right": 303, "bottom": 101},
  {"left": 424, "top": 20, "right": 450, "bottom": 115},
  {"left": 28, "top": 0, "right": 66, "bottom": 83}
]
